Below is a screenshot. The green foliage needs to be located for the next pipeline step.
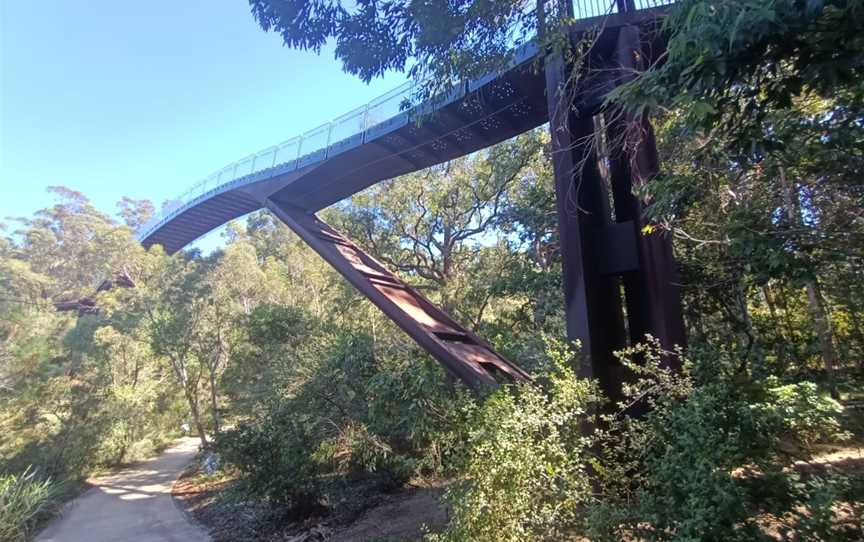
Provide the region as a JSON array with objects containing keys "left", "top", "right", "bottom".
[
  {"left": 624, "top": 2, "right": 864, "bottom": 384},
  {"left": 247, "top": 0, "right": 541, "bottom": 93},
  {"left": 588, "top": 342, "right": 856, "bottom": 542},
  {"left": 0, "top": 468, "right": 62, "bottom": 542},
  {"left": 762, "top": 381, "right": 850, "bottom": 448},
  {"left": 0, "top": 188, "right": 183, "bottom": 490},
  {"left": 785, "top": 473, "right": 864, "bottom": 540},
  {"left": 1, "top": 136, "right": 561, "bottom": 530},
  {"left": 331, "top": 131, "right": 548, "bottom": 323},
  {"left": 613, "top": 0, "right": 864, "bottom": 145},
  {"left": 430, "top": 340, "right": 598, "bottom": 542},
  {"left": 431, "top": 338, "right": 857, "bottom": 541},
  {"left": 217, "top": 408, "right": 324, "bottom": 513},
  {"left": 217, "top": 325, "right": 471, "bottom": 516}
]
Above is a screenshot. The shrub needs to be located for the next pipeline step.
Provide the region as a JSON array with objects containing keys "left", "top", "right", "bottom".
[
  {"left": 762, "top": 381, "right": 849, "bottom": 449},
  {"left": 429, "top": 338, "right": 858, "bottom": 542},
  {"left": 218, "top": 326, "right": 470, "bottom": 517},
  {"left": 0, "top": 468, "right": 62, "bottom": 542},
  {"left": 429, "top": 340, "right": 600, "bottom": 542},
  {"left": 588, "top": 341, "right": 857, "bottom": 542},
  {"left": 784, "top": 473, "right": 864, "bottom": 541},
  {"left": 217, "top": 407, "right": 324, "bottom": 516}
]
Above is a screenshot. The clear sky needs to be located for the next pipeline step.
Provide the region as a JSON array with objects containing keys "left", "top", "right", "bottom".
[{"left": 0, "top": 0, "right": 404, "bottom": 247}]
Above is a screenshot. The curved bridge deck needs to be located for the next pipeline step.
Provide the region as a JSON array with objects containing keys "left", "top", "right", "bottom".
[{"left": 140, "top": 44, "right": 548, "bottom": 253}]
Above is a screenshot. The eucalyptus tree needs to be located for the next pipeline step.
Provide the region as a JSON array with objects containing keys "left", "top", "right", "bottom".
[
  {"left": 0, "top": 187, "right": 172, "bottom": 477},
  {"left": 330, "top": 131, "right": 545, "bottom": 323},
  {"left": 125, "top": 251, "right": 213, "bottom": 446},
  {"left": 247, "top": 0, "right": 545, "bottom": 95},
  {"left": 116, "top": 197, "right": 155, "bottom": 232},
  {"left": 6, "top": 187, "right": 132, "bottom": 301}
]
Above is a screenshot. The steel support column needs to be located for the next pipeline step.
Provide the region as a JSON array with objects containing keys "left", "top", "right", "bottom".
[
  {"left": 264, "top": 199, "right": 530, "bottom": 391},
  {"left": 544, "top": 53, "right": 628, "bottom": 400},
  {"left": 606, "top": 25, "right": 686, "bottom": 367},
  {"left": 544, "top": 22, "right": 686, "bottom": 398}
]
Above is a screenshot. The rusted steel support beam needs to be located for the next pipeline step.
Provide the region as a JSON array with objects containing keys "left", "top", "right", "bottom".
[
  {"left": 544, "top": 53, "right": 628, "bottom": 400},
  {"left": 264, "top": 199, "right": 530, "bottom": 391},
  {"left": 544, "top": 22, "right": 686, "bottom": 399},
  {"left": 606, "top": 25, "right": 686, "bottom": 367}
]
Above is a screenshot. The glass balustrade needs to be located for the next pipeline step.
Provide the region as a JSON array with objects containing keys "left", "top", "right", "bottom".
[
  {"left": 571, "top": 0, "right": 618, "bottom": 19},
  {"left": 330, "top": 106, "right": 368, "bottom": 150},
  {"left": 298, "top": 124, "right": 331, "bottom": 163},
  {"left": 274, "top": 137, "right": 301, "bottom": 169},
  {"left": 366, "top": 82, "right": 414, "bottom": 132}
]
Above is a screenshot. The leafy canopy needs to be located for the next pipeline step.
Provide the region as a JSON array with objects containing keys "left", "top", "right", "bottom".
[{"left": 247, "top": 0, "right": 540, "bottom": 88}]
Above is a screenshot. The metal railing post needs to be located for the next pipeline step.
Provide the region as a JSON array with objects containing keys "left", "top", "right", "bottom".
[{"left": 361, "top": 103, "right": 370, "bottom": 143}]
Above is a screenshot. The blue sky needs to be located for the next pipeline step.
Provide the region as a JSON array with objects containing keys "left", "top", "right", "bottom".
[{"left": 0, "top": 0, "right": 404, "bottom": 247}]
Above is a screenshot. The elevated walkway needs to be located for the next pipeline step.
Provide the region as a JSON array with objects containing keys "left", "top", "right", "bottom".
[{"left": 139, "top": 1, "right": 672, "bottom": 254}]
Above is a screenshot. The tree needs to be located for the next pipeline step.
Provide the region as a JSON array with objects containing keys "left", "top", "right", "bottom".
[
  {"left": 0, "top": 188, "right": 184, "bottom": 481},
  {"left": 608, "top": 0, "right": 864, "bottom": 382},
  {"left": 331, "top": 131, "right": 545, "bottom": 322},
  {"left": 247, "top": 0, "right": 545, "bottom": 95},
  {"left": 130, "top": 252, "right": 212, "bottom": 447},
  {"left": 117, "top": 197, "right": 155, "bottom": 232},
  {"left": 7, "top": 187, "right": 132, "bottom": 301},
  {"left": 612, "top": 0, "right": 864, "bottom": 139},
  {"left": 494, "top": 130, "right": 561, "bottom": 330}
]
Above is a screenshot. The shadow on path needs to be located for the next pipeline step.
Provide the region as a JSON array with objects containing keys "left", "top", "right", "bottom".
[{"left": 36, "top": 437, "right": 210, "bottom": 542}]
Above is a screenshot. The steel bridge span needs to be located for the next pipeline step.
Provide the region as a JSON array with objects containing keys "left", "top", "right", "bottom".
[{"left": 139, "top": 1, "right": 683, "bottom": 392}]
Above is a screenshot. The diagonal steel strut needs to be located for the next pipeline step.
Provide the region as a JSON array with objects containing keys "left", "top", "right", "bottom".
[{"left": 265, "top": 199, "right": 529, "bottom": 391}]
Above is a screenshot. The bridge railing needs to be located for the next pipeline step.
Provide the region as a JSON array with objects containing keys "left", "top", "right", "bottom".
[
  {"left": 571, "top": 0, "right": 675, "bottom": 19},
  {"left": 138, "top": 0, "right": 675, "bottom": 242}
]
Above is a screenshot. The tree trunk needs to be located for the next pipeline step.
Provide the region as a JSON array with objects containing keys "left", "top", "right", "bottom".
[
  {"left": 187, "top": 388, "right": 209, "bottom": 448},
  {"left": 805, "top": 280, "right": 838, "bottom": 398},
  {"left": 836, "top": 276, "right": 864, "bottom": 370},
  {"left": 735, "top": 278, "right": 756, "bottom": 372},
  {"left": 208, "top": 370, "right": 220, "bottom": 437},
  {"left": 762, "top": 284, "right": 787, "bottom": 371},
  {"left": 779, "top": 166, "right": 838, "bottom": 394}
]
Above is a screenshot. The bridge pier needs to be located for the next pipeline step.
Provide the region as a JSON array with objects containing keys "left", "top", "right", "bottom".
[{"left": 544, "top": 23, "right": 686, "bottom": 400}]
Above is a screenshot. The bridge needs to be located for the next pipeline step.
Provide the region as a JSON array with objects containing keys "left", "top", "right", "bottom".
[{"left": 138, "top": 0, "right": 683, "bottom": 393}]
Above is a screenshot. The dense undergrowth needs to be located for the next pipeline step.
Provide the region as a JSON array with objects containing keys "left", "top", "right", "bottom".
[{"left": 0, "top": 469, "right": 64, "bottom": 542}]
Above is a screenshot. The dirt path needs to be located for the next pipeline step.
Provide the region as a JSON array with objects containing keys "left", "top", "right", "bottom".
[{"left": 36, "top": 437, "right": 210, "bottom": 542}]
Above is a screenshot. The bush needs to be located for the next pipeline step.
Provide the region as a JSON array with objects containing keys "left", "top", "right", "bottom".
[
  {"left": 429, "top": 339, "right": 858, "bottom": 542},
  {"left": 588, "top": 341, "right": 856, "bottom": 542},
  {"left": 429, "top": 340, "right": 600, "bottom": 542},
  {"left": 762, "top": 381, "right": 850, "bottom": 449},
  {"left": 217, "top": 408, "right": 324, "bottom": 516},
  {"left": 218, "top": 326, "right": 470, "bottom": 518},
  {"left": 0, "top": 468, "right": 62, "bottom": 542}
]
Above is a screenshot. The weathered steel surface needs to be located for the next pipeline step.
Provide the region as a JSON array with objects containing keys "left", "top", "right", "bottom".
[
  {"left": 606, "top": 24, "right": 686, "bottom": 365},
  {"left": 543, "top": 20, "right": 686, "bottom": 400},
  {"left": 265, "top": 200, "right": 530, "bottom": 390},
  {"left": 544, "top": 54, "right": 628, "bottom": 398}
]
